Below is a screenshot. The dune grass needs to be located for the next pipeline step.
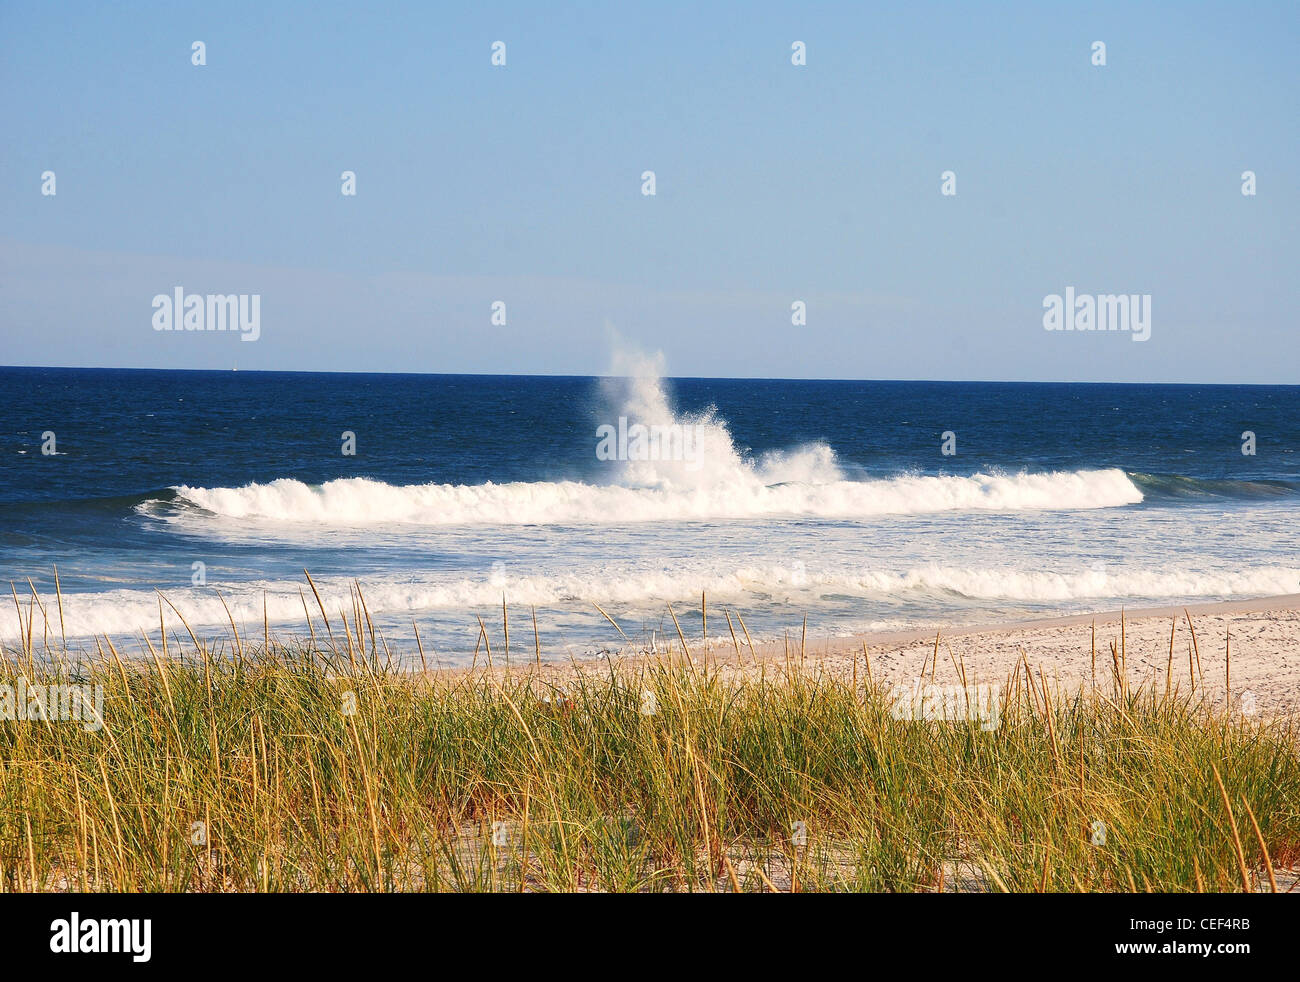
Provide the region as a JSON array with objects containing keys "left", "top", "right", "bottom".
[{"left": 1, "top": 585, "right": 1298, "bottom": 892}]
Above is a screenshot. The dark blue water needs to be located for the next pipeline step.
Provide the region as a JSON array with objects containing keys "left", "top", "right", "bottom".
[
  {"left": 5, "top": 368, "right": 1298, "bottom": 502},
  {"left": 2, "top": 366, "right": 1297, "bottom": 659}
]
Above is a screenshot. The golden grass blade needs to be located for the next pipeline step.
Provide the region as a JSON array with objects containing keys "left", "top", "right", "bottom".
[
  {"left": 1210, "top": 763, "right": 1252, "bottom": 892},
  {"left": 1239, "top": 795, "right": 1277, "bottom": 894}
]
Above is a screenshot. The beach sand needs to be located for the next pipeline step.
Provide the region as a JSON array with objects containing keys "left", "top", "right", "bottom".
[
  {"left": 739, "top": 594, "right": 1300, "bottom": 717},
  {"left": 523, "top": 594, "right": 1300, "bottom": 719}
]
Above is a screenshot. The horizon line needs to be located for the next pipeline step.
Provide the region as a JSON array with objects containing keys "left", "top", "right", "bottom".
[{"left": 3, "top": 364, "right": 1299, "bottom": 388}]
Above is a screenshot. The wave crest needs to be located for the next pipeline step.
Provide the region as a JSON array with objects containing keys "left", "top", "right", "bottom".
[{"left": 159, "top": 467, "right": 1142, "bottom": 527}]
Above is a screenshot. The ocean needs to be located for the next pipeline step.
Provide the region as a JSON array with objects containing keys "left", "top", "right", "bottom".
[{"left": 3, "top": 365, "right": 1297, "bottom": 664}]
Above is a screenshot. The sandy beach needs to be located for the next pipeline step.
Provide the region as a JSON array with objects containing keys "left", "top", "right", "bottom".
[
  {"left": 530, "top": 594, "right": 1300, "bottom": 719},
  {"left": 744, "top": 595, "right": 1300, "bottom": 715}
]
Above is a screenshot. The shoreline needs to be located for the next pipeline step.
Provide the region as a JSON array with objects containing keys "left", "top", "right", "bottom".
[{"left": 17, "top": 591, "right": 1300, "bottom": 716}]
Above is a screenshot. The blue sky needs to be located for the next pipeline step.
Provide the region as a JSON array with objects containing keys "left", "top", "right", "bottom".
[{"left": 1, "top": 1, "right": 1296, "bottom": 382}]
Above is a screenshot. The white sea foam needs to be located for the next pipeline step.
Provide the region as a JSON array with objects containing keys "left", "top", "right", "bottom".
[
  {"left": 162, "top": 466, "right": 1141, "bottom": 527},
  {"left": 164, "top": 463, "right": 1145, "bottom": 528},
  {"left": 19, "top": 564, "right": 1298, "bottom": 641}
]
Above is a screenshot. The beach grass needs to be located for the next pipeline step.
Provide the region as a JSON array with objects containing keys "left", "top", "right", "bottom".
[{"left": 2, "top": 589, "right": 1298, "bottom": 893}]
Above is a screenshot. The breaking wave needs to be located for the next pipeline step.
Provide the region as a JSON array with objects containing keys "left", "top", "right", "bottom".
[{"left": 155, "top": 466, "right": 1143, "bottom": 528}]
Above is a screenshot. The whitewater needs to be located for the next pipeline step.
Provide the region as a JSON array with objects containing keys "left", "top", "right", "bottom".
[
  {"left": 162, "top": 467, "right": 1145, "bottom": 528},
  {"left": 5, "top": 360, "right": 1296, "bottom": 658},
  {"left": 37, "top": 562, "right": 1300, "bottom": 641}
]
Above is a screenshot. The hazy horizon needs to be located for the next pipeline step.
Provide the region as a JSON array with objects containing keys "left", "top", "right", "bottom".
[{"left": 5, "top": 362, "right": 1300, "bottom": 388}]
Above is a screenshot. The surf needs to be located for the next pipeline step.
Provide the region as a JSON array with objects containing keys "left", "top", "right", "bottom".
[
  {"left": 15, "top": 562, "right": 1299, "bottom": 641},
  {"left": 144, "top": 355, "right": 1145, "bottom": 529},
  {"left": 154, "top": 466, "right": 1144, "bottom": 529}
]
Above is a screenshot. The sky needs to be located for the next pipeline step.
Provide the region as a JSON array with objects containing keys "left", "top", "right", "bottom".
[{"left": 1, "top": 0, "right": 1296, "bottom": 382}]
